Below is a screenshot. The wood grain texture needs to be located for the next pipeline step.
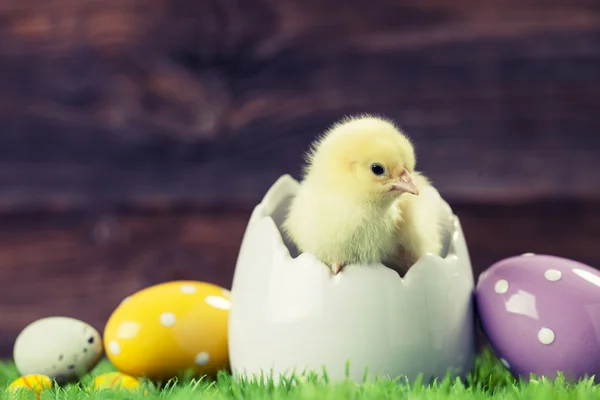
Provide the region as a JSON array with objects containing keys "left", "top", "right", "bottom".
[
  {"left": 1, "top": 200, "right": 600, "bottom": 357},
  {"left": 0, "top": 207, "right": 249, "bottom": 357},
  {"left": 0, "top": 0, "right": 599, "bottom": 212}
]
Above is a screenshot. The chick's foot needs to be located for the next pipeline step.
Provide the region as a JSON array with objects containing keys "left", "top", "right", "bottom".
[{"left": 331, "top": 262, "right": 344, "bottom": 275}]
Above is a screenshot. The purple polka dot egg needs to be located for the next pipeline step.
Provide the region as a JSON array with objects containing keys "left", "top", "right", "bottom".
[{"left": 476, "top": 253, "right": 600, "bottom": 382}]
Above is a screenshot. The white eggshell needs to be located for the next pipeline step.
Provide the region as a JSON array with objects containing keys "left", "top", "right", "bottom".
[
  {"left": 228, "top": 175, "right": 475, "bottom": 384},
  {"left": 14, "top": 316, "right": 103, "bottom": 383}
]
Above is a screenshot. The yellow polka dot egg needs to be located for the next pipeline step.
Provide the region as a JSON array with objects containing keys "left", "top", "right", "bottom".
[{"left": 103, "top": 280, "right": 231, "bottom": 380}]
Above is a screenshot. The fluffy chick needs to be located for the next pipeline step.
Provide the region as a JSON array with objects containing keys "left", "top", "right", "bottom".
[{"left": 282, "top": 114, "right": 442, "bottom": 276}]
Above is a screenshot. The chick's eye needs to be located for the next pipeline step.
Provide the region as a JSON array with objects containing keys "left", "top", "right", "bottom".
[{"left": 370, "top": 163, "right": 385, "bottom": 176}]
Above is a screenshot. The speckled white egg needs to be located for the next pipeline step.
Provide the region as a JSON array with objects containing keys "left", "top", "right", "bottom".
[{"left": 13, "top": 316, "right": 103, "bottom": 383}]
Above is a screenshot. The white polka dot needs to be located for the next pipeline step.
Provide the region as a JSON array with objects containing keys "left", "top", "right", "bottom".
[
  {"left": 180, "top": 284, "right": 197, "bottom": 294},
  {"left": 500, "top": 358, "right": 510, "bottom": 369},
  {"left": 494, "top": 279, "right": 509, "bottom": 294},
  {"left": 194, "top": 352, "right": 210, "bottom": 366},
  {"left": 108, "top": 340, "right": 121, "bottom": 356},
  {"left": 205, "top": 296, "right": 231, "bottom": 310},
  {"left": 572, "top": 268, "right": 600, "bottom": 288},
  {"left": 121, "top": 296, "right": 131, "bottom": 304},
  {"left": 159, "top": 312, "right": 177, "bottom": 327},
  {"left": 544, "top": 269, "right": 562, "bottom": 282},
  {"left": 538, "top": 327, "right": 555, "bottom": 345},
  {"left": 522, "top": 253, "right": 535, "bottom": 257}
]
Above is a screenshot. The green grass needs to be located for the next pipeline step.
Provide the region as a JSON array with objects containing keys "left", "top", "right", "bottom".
[{"left": 0, "top": 349, "right": 598, "bottom": 399}]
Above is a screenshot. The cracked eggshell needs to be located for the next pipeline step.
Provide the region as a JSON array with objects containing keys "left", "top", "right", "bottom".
[
  {"left": 228, "top": 175, "right": 476, "bottom": 384},
  {"left": 476, "top": 254, "right": 600, "bottom": 382},
  {"left": 13, "top": 317, "right": 103, "bottom": 383}
]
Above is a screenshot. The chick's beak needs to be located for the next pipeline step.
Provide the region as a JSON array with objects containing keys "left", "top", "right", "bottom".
[{"left": 390, "top": 168, "right": 419, "bottom": 195}]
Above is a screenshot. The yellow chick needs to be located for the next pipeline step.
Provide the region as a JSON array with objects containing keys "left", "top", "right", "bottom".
[{"left": 282, "top": 114, "right": 442, "bottom": 276}]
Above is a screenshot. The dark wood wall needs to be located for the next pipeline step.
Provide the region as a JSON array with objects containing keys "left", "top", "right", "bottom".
[{"left": 0, "top": 0, "right": 599, "bottom": 357}]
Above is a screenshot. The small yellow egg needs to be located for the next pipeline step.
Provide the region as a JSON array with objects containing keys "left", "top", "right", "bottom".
[
  {"left": 103, "top": 280, "right": 231, "bottom": 380},
  {"left": 92, "top": 372, "right": 140, "bottom": 391},
  {"left": 8, "top": 375, "right": 53, "bottom": 399}
]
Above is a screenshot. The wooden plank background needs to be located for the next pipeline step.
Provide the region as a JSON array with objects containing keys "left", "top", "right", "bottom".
[{"left": 0, "top": 0, "right": 599, "bottom": 357}]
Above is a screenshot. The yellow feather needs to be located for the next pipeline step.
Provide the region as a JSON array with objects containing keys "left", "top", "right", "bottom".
[{"left": 282, "top": 115, "right": 442, "bottom": 276}]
